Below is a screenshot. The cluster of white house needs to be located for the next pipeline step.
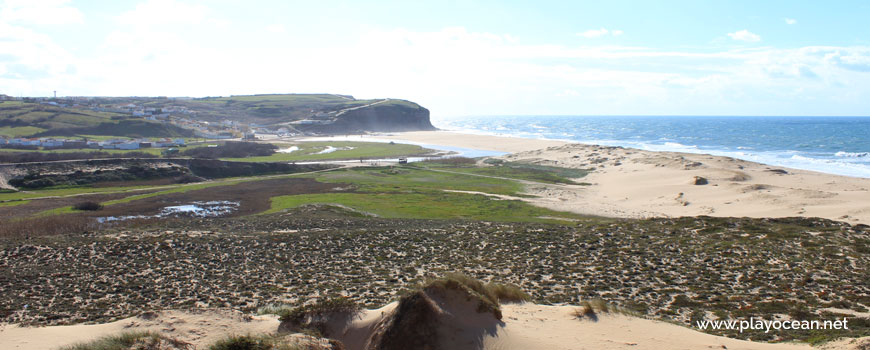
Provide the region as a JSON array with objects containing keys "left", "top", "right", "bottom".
[{"left": 0, "top": 137, "right": 186, "bottom": 150}]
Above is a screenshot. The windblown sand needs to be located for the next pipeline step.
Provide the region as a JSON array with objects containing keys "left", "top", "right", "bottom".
[{"left": 381, "top": 131, "right": 870, "bottom": 225}]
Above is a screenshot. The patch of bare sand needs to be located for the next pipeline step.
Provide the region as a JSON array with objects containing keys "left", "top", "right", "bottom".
[
  {"left": 383, "top": 131, "right": 870, "bottom": 225},
  {"left": 0, "top": 310, "right": 278, "bottom": 350},
  {"left": 505, "top": 143, "right": 870, "bottom": 225}
]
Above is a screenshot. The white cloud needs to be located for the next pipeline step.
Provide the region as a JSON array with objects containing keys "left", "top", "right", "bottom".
[
  {"left": 116, "top": 0, "right": 212, "bottom": 26},
  {"left": 0, "top": 0, "right": 83, "bottom": 25},
  {"left": 727, "top": 29, "right": 761, "bottom": 42},
  {"left": 266, "top": 24, "right": 286, "bottom": 33},
  {"left": 578, "top": 28, "right": 623, "bottom": 38},
  {"left": 785, "top": 18, "right": 797, "bottom": 25},
  {"left": 4, "top": 23, "right": 870, "bottom": 116}
]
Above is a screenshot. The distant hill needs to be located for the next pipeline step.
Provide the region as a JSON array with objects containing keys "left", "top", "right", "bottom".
[
  {"left": 0, "top": 94, "right": 435, "bottom": 138},
  {"left": 0, "top": 100, "right": 194, "bottom": 138},
  {"left": 177, "top": 94, "right": 436, "bottom": 133}
]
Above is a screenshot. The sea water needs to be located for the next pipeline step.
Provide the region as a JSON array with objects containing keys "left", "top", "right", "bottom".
[{"left": 439, "top": 116, "right": 870, "bottom": 178}]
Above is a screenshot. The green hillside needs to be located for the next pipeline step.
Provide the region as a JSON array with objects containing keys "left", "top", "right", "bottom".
[
  {"left": 179, "top": 94, "right": 383, "bottom": 123},
  {"left": 0, "top": 101, "right": 193, "bottom": 138}
]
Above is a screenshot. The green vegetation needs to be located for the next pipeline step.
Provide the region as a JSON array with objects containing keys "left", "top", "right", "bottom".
[
  {"left": 264, "top": 165, "right": 582, "bottom": 222},
  {"left": 276, "top": 297, "right": 361, "bottom": 324},
  {"left": 315, "top": 166, "right": 525, "bottom": 195},
  {"left": 209, "top": 334, "right": 304, "bottom": 350},
  {"left": 266, "top": 192, "right": 574, "bottom": 222},
  {"left": 188, "top": 94, "right": 377, "bottom": 122},
  {"left": 0, "top": 101, "right": 192, "bottom": 138},
  {"left": 0, "top": 126, "right": 46, "bottom": 137},
  {"left": 430, "top": 158, "right": 592, "bottom": 184},
  {"left": 0, "top": 200, "right": 28, "bottom": 207},
  {"left": 9, "top": 165, "right": 190, "bottom": 189},
  {"left": 60, "top": 331, "right": 190, "bottom": 350},
  {"left": 222, "top": 141, "right": 433, "bottom": 162},
  {"left": 183, "top": 141, "right": 276, "bottom": 158},
  {"left": 0, "top": 184, "right": 160, "bottom": 202}
]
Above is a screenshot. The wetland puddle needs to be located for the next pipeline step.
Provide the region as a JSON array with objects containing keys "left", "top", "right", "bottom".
[{"left": 98, "top": 200, "right": 240, "bottom": 222}]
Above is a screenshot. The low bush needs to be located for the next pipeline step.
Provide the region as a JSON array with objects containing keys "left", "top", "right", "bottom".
[{"left": 73, "top": 201, "right": 104, "bottom": 211}]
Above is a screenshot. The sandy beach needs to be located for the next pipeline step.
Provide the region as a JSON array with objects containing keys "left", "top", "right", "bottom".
[{"left": 378, "top": 131, "right": 870, "bottom": 225}]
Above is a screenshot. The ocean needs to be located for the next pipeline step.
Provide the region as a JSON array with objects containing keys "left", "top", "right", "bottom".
[{"left": 438, "top": 116, "right": 870, "bottom": 178}]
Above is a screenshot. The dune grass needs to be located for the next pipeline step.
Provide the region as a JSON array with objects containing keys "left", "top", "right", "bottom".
[
  {"left": 209, "top": 334, "right": 304, "bottom": 350},
  {"left": 60, "top": 331, "right": 190, "bottom": 350}
]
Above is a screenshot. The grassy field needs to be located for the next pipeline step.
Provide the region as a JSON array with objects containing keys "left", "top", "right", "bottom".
[
  {"left": 16, "top": 163, "right": 576, "bottom": 223},
  {"left": 0, "top": 101, "right": 194, "bottom": 138},
  {"left": 416, "top": 159, "right": 591, "bottom": 184},
  {"left": 0, "top": 184, "right": 162, "bottom": 202},
  {"left": 265, "top": 191, "right": 576, "bottom": 222},
  {"left": 0, "top": 101, "right": 119, "bottom": 131},
  {"left": 0, "top": 126, "right": 46, "bottom": 138},
  {"left": 264, "top": 165, "right": 579, "bottom": 222},
  {"left": 222, "top": 141, "right": 434, "bottom": 162},
  {"left": 0, "top": 200, "right": 29, "bottom": 207},
  {"left": 315, "top": 166, "right": 526, "bottom": 195}
]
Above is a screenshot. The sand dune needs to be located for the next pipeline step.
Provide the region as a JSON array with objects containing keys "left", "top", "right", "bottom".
[
  {"left": 0, "top": 310, "right": 279, "bottom": 350},
  {"left": 7, "top": 303, "right": 865, "bottom": 350},
  {"left": 380, "top": 131, "right": 870, "bottom": 225}
]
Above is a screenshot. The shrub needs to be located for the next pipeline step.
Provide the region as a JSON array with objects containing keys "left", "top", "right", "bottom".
[
  {"left": 74, "top": 201, "right": 104, "bottom": 211},
  {"left": 486, "top": 282, "right": 532, "bottom": 303},
  {"left": 277, "top": 297, "right": 361, "bottom": 324},
  {"left": 209, "top": 334, "right": 274, "bottom": 350},
  {"left": 61, "top": 331, "right": 191, "bottom": 350}
]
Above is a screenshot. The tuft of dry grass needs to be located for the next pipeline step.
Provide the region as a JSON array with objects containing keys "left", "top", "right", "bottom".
[
  {"left": 486, "top": 282, "right": 532, "bottom": 303},
  {"left": 573, "top": 299, "right": 611, "bottom": 320}
]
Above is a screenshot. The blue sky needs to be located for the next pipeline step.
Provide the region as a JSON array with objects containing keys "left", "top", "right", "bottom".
[{"left": 1, "top": 0, "right": 869, "bottom": 117}]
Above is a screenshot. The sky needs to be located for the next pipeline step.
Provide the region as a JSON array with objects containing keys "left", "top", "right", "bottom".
[{"left": 1, "top": 0, "right": 869, "bottom": 118}]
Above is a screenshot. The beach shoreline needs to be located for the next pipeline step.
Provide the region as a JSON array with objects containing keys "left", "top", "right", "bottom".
[{"left": 368, "top": 130, "right": 870, "bottom": 225}]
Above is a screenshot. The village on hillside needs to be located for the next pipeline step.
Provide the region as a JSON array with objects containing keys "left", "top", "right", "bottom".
[{"left": 0, "top": 94, "right": 300, "bottom": 141}]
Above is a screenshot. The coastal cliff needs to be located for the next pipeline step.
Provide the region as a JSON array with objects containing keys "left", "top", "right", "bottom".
[{"left": 297, "top": 99, "right": 436, "bottom": 134}]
